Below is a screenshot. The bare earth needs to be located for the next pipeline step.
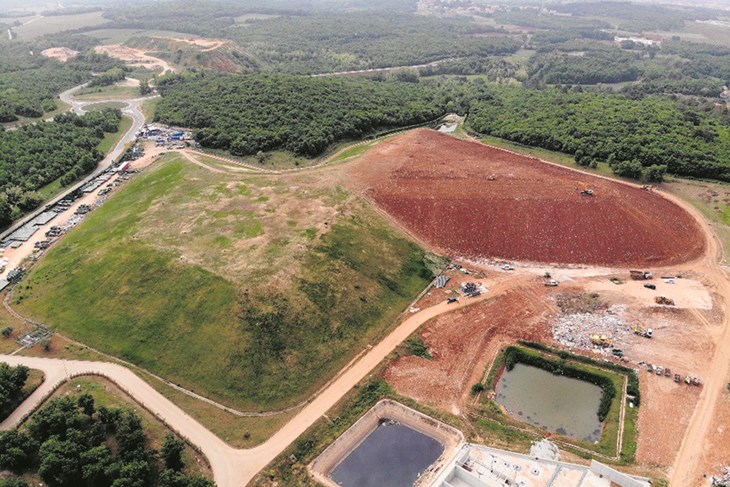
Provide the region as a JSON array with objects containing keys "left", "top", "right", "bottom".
[
  {"left": 95, "top": 44, "right": 176, "bottom": 74},
  {"left": 40, "top": 47, "right": 79, "bottom": 62},
  {"left": 1, "top": 130, "right": 729, "bottom": 486},
  {"left": 347, "top": 129, "right": 706, "bottom": 267}
]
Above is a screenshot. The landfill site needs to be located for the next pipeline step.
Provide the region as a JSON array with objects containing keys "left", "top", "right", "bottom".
[{"left": 341, "top": 129, "right": 730, "bottom": 485}]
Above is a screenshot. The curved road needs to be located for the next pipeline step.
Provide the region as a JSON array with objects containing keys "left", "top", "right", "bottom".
[
  {"left": 0, "top": 84, "right": 156, "bottom": 242},
  {"left": 0, "top": 281, "right": 500, "bottom": 487}
]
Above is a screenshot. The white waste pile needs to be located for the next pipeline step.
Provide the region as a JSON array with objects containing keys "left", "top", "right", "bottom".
[
  {"left": 712, "top": 466, "right": 730, "bottom": 486},
  {"left": 552, "top": 306, "right": 632, "bottom": 352}
]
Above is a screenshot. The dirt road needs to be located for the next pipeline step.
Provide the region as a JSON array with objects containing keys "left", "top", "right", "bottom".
[
  {"left": 664, "top": 195, "right": 730, "bottom": 486},
  {"left": 0, "top": 285, "right": 493, "bottom": 487}
]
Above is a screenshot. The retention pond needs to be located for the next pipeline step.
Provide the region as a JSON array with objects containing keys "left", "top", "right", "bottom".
[
  {"left": 330, "top": 420, "right": 444, "bottom": 487},
  {"left": 496, "top": 363, "right": 603, "bottom": 442}
]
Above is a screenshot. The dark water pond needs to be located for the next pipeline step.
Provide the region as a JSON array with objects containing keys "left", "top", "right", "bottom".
[
  {"left": 496, "top": 363, "right": 604, "bottom": 442},
  {"left": 330, "top": 421, "right": 444, "bottom": 487}
]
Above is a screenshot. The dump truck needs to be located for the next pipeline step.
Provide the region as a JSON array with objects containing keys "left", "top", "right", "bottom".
[
  {"left": 630, "top": 270, "right": 653, "bottom": 280},
  {"left": 633, "top": 326, "right": 653, "bottom": 338},
  {"left": 655, "top": 296, "right": 675, "bottom": 306}
]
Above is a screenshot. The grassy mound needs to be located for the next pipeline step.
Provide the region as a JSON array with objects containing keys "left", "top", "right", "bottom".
[{"left": 15, "top": 154, "right": 433, "bottom": 410}]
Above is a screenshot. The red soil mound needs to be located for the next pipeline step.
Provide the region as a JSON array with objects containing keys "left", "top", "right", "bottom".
[{"left": 347, "top": 129, "right": 705, "bottom": 267}]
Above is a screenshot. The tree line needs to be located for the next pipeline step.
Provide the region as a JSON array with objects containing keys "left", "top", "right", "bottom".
[
  {"left": 0, "top": 391, "right": 214, "bottom": 487},
  {"left": 464, "top": 83, "right": 730, "bottom": 182},
  {"left": 154, "top": 73, "right": 446, "bottom": 157},
  {"left": 0, "top": 35, "right": 127, "bottom": 122},
  {"left": 0, "top": 109, "right": 121, "bottom": 226},
  {"left": 0, "top": 363, "right": 28, "bottom": 421}
]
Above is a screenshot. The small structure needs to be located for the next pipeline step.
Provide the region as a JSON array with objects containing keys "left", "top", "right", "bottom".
[{"left": 434, "top": 275, "right": 451, "bottom": 289}]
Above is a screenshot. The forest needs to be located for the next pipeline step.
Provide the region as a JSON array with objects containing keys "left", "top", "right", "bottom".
[
  {"left": 104, "top": 2, "right": 519, "bottom": 74},
  {"left": 0, "top": 35, "right": 126, "bottom": 122},
  {"left": 0, "top": 109, "right": 121, "bottom": 225},
  {"left": 552, "top": 1, "right": 723, "bottom": 32},
  {"left": 527, "top": 50, "right": 642, "bottom": 85},
  {"left": 465, "top": 84, "right": 730, "bottom": 181},
  {"left": 154, "top": 73, "right": 446, "bottom": 157},
  {"left": 0, "top": 363, "right": 28, "bottom": 420},
  {"left": 225, "top": 13, "right": 520, "bottom": 74},
  {"left": 0, "top": 393, "right": 214, "bottom": 487}
]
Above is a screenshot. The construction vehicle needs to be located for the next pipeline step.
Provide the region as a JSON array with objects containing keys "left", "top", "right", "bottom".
[
  {"left": 590, "top": 335, "right": 612, "bottom": 347},
  {"left": 655, "top": 295, "right": 675, "bottom": 306},
  {"left": 630, "top": 270, "right": 653, "bottom": 280},
  {"left": 633, "top": 326, "right": 653, "bottom": 338},
  {"left": 578, "top": 182, "right": 594, "bottom": 196}
]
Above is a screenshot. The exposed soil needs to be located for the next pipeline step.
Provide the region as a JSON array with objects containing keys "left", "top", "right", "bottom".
[
  {"left": 637, "top": 370, "right": 699, "bottom": 467},
  {"left": 385, "top": 278, "right": 554, "bottom": 414},
  {"left": 40, "top": 47, "right": 79, "bottom": 62},
  {"left": 346, "top": 129, "right": 705, "bottom": 267},
  {"left": 95, "top": 44, "right": 176, "bottom": 74}
]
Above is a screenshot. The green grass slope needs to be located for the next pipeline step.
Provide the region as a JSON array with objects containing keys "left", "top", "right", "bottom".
[{"left": 15, "top": 154, "right": 433, "bottom": 411}]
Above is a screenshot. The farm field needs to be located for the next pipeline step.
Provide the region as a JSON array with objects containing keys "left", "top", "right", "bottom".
[
  {"left": 347, "top": 129, "right": 706, "bottom": 267},
  {"left": 10, "top": 11, "right": 109, "bottom": 39},
  {"left": 14, "top": 153, "right": 434, "bottom": 412}
]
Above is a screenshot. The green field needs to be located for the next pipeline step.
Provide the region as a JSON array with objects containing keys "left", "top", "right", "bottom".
[
  {"left": 75, "top": 84, "right": 140, "bottom": 101},
  {"left": 16, "top": 154, "right": 433, "bottom": 411},
  {"left": 12, "top": 11, "right": 109, "bottom": 39},
  {"left": 83, "top": 28, "right": 203, "bottom": 44}
]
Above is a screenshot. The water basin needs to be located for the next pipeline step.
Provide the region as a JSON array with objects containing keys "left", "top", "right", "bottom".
[
  {"left": 330, "top": 420, "right": 444, "bottom": 487},
  {"left": 496, "top": 363, "right": 604, "bottom": 442}
]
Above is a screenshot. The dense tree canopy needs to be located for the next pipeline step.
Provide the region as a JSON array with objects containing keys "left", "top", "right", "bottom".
[
  {"left": 0, "top": 363, "right": 28, "bottom": 419},
  {"left": 0, "top": 36, "right": 126, "bottom": 122},
  {"left": 466, "top": 84, "right": 730, "bottom": 181},
  {"left": 0, "top": 109, "right": 121, "bottom": 225},
  {"left": 0, "top": 395, "right": 214, "bottom": 487},
  {"left": 155, "top": 73, "right": 446, "bottom": 157}
]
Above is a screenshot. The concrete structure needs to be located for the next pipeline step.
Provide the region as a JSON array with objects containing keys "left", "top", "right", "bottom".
[
  {"left": 5, "top": 211, "right": 57, "bottom": 242},
  {"left": 431, "top": 444, "right": 651, "bottom": 487},
  {"left": 310, "top": 400, "right": 464, "bottom": 487}
]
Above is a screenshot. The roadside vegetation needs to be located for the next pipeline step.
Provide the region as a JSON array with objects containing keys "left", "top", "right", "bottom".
[
  {"left": 0, "top": 109, "right": 121, "bottom": 226},
  {"left": 0, "top": 35, "right": 126, "bottom": 123},
  {"left": 0, "top": 390, "right": 213, "bottom": 487},
  {"left": 15, "top": 154, "right": 434, "bottom": 411}
]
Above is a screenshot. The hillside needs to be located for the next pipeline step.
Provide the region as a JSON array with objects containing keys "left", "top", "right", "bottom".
[{"left": 15, "top": 154, "right": 434, "bottom": 410}]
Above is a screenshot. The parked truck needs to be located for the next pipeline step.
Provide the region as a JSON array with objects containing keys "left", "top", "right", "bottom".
[{"left": 630, "top": 270, "right": 653, "bottom": 280}]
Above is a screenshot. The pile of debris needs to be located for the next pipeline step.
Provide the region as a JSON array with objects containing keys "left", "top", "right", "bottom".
[
  {"left": 711, "top": 466, "right": 730, "bottom": 486},
  {"left": 552, "top": 307, "right": 632, "bottom": 353}
]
